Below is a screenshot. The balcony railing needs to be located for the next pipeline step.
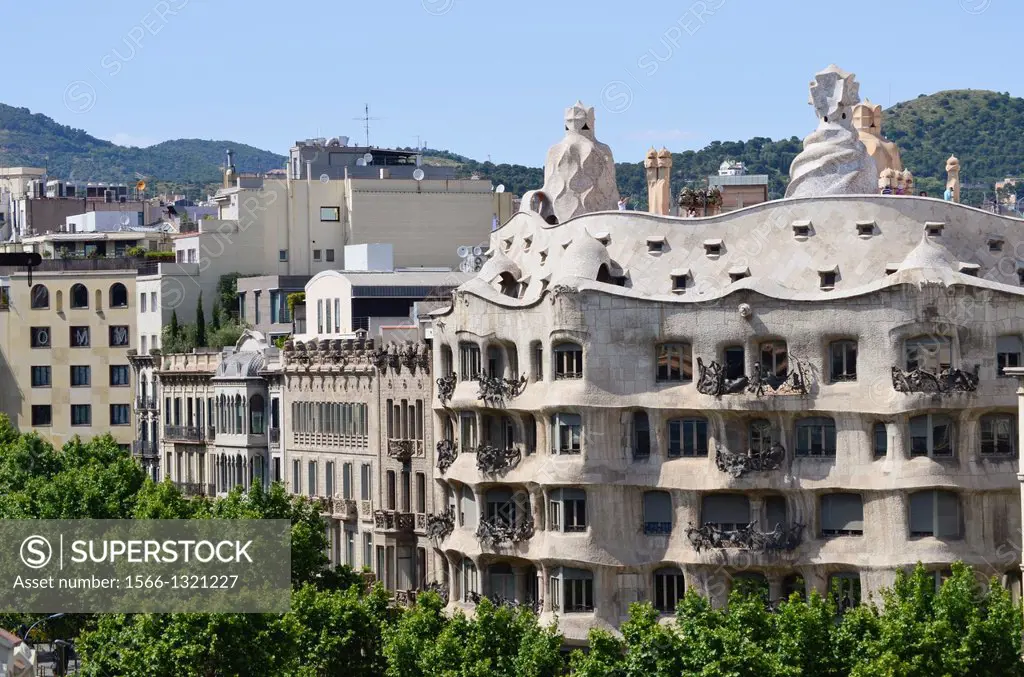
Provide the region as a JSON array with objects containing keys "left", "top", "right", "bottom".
[
  {"left": 715, "top": 443, "right": 785, "bottom": 478},
  {"left": 436, "top": 439, "right": 457, "bottom": 474},
  {"left": 476, "top": 517, "right": 535, "bottom": 547},
  {"left": 686, "top": 522, "right": 804, "bottom": 553},
  {"left": 174, "top": 481, "right": 214, "bottom": 497},
  {"left": 475, "top": 444, "right": 521, "bottom": 474},
  {"left": 475, "top": 372, "right": 527, "bottom": 407},
  {"left": 332, "top": 498, "right": 358, "bottom": 521},
  {"left": 374, "top": 510, "right": 416, "bottom": 532},
  {"left": 268, "top": 427, "right": 281, "bottom": 445},
  {"left": 426, "top": 508, "right": 455, "bottom": 541},
  {"left": 134, "top": 396, "right": 158, "bottom": 411},
  {"left": 891, "top": 365, "right": 979, "bottom": 394},
  {"left": 163, "top": 425, "right": 207, "bottom": 442},
  {"left": 132, "top": 440, "right": 158, "bottom": 458}
]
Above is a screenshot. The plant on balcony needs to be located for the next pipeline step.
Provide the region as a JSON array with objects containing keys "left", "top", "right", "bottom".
[
  {"left": 685, "top": 521, "right": 803, "bottom": 554},
  {"left": 475, "top": 444, "right": 522, "bottom": 474},
  {"left": 715, "top": 443, "right": 785, "bottom": 478},
  {"left": 475, "top": 372, "right": 527, "bottom": 407},
  {"left": 436, "top": 374, "right": 457, "bottom": 405},
  {"left": 891, "top": 365, "right": 979, "bottom": 393},
  {"left": 436, "top": 439, "right": 457, "bottom": 474},
  {"left": 696, "top": 358, "right": 749, "bottom": 396},
  {"left": 387, "top": 439, "right": 415, "bottom": 463},
  {"left": 475, "top": 517, "right": 534, "bottom": 547},
  {"left": 425, "top": 507, "right": 455, "bottom": 541}
]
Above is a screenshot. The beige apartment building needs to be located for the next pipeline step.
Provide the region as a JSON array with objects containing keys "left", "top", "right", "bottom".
[{"left": 0, "top": 259, "right": 137, "bottom": 448}]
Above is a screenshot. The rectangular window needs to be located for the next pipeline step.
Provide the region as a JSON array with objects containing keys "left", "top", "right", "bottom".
[
  {"left": 110, "top": 404, "right": 130, "bottom": 426},
  {"left": 109, "top": 365, "right": 130, "bottom": 387},
  {"left": 980, "top": 415, "right": 1015, "bottom": 455},
  {"left": 31, "top": 405, "right": 52, "bottom": 426},
  {"left": 70, "top": 365, "right": 91, "bottom": 387},
  {"left": 343, "top": 463, "right": 353, "bottom": 499},
  {"left": 253, "top": 291, "right": 261, "bottom": 325},
  {"left": 533, "top": 343, "right": 543, "bottom": 381},
  {"left": 279, "top": 249, "right": 288, "bottom": 262},
  {"left": 363, "top": 533, "right": 373, "bottom": 569},
  {"left": 325, "top": 301, "right": 332, "bottom": 335},
  {"left": 997, "top": 336, "right": 1023, "bottom": 376},
  {"left": 325, "top": 461, "right": 335, "bottom": 496},
  {"left": 30, "top": 366, "right": 51, "bottom": 387},
  {"left": 830, "top": 341, "right": 858, "bottom": 381},
  {"left": 724, "top": 346, "right": 745, "bottom": 380},
  {"left": 552, "top": 413, "right": 582, "bottom": 454},
  {"left": 668, "top": 418, "right": 708, "bottom": 457},
  {"left": 906, "top": 336, "right": 952, "bottom": 372},
  {"left": 795, "top": 417, "right": 837, "bottom": 457},
  {"left": 873, "top": 422, "right": 888, "bottom": 457},
  {"left": 141, "top": 294, "right": 147, "bottom": 312},
  {"left": 150, "top": 291, "right": 157, "bottom": 311},
  {"left": 313, "top": 249, "right": 322, "bottom": 262},
  {"left": 334, "top": 299, "right": 340, "bottom": 333},
  {"left": 909, "top": 414, "right": 954, "bottom": 457},
  {"left": 292, "top": 460, "right": 301, "bottom": 494},
  {"left": 554, "top": 344, "right": 584, "bottom": 379},
  {"left": 360, "top": 463, "right": 371, "bottom": 501},
  {"left": 563, "top": 489, "right": 587, "bottom": 532},
  {"left": 109, "top": 325, "right": 130, "bottom": 347},
  {"left": 30, "top": 327, "right": 51, "bottom": 348},
  {"left": 656, "top": 343, "right": 693, "bottom": 382},
  {"left": 460, "top": 413, "right": 477, "bottom": 452},
  {"left": 317, "top": 299, "right": 324, "bottom": 334},
  {"left": 326, "top": 249, "right": 335, "bottom": 262},
  {"left": 71, "top": 404, "right": 91, "bottom": 426},
  {"left": 320, "top": 207, "right": 340, "bottom": 222},
  {"left": 416, "top": 472, "right": 426, "bottom": 513},
  {"left": 820, "top": 494, "right": 864, "bottom": 536},
  {"left": 459, "top": 343, "right": 481, "bottom": 380},
  {"left": 759, "top": 341, "right": 789, "bottom": 381},
  {"left": 70, "top": 326, "right": 90, "bottom": 348}
]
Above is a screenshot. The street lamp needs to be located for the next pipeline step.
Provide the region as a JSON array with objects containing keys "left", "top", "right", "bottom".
[{"left": 21, "top": 613, "right": 65, "bottom": 642}]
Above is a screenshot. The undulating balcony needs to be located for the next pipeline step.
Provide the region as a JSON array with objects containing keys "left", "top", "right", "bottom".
[
  {"left": 891, "top": 365, "right": 979, "bottom": 394},
  {"left": 686, "top": 522, "right": 804, "bottom": 553}
]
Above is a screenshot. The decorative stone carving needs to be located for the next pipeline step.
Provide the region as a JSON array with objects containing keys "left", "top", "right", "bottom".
[
  {"left": 387, "top": 439, "right": 415, "bottom": 462},
  {"left": 532, "top": 101, "right": 619, "bottom": 224},
  {"left": 786, "top": 65, "right": 878, "bottom": 198},
  {"left": 891, "top": 366, "right": 978, "bottom": 393},
  {"left": 738, "top": 303, "right": 752, "bottom": 318},
  {"left": 946, "top": 155, "right": 961, "bottom": 202},
  {"left": 686, "top": 522, "right": 804, "bottom": 553},
  {"left": 645, "top": 147, "right": 673, "bottom": 215},
  {"left": 436, "top": 439, "right": 457, "bottom": 474},
  {"left": 715, "top": 443, "right": 785, "bottom": 478},
  {"left": 853, "top": 100, "right": 903, "bottom": 178}
]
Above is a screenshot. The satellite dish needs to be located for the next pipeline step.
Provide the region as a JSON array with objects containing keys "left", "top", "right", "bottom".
[
  {"left": 363, "top": 153, "right": 374, "bottom": 164},
  {"left": 459, "top": 259, "right": 474, "bottom": 273},
  {"left": 495, "top": 184, "right": 505, "bottom": 194},
  {"left": 412, "top": 168, "right": 425, "bottom": 181},
  {"left": 356, "top": 158, "right": 367, "bottom": 167},
  {"left": 457, "top": 245, "right": 470, "bottom": 258},
  {"left": 472, "top": 246, "right": 484, "bottom": 256},
  {"left": 319, "top": 173, "right": 330, "bottom": 184}
]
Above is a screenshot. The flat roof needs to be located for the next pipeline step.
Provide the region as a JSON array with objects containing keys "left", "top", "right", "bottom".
[{"left": 709, "top": 175, "right": 770, "bottom": 186}]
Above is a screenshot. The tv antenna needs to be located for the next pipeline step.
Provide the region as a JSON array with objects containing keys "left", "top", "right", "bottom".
[{"left": 353, "top": 104, "right": 381, "bottom": 147}]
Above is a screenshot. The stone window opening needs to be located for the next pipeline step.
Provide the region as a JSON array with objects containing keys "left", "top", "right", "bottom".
[
  {"left": 308, "top": 461, "right": 318, "bottom": 497},
  {"left": 795, "top": 417, "right": 837, "bottom": 457},
  {"left": 643, "top": 490, "right": 673, "bottom": 535},
  {"left": 440, "top": 345, "right": 454, "bottom": 376},
  {"left": 459, "top": 342, "right": 481, "bottom": 380},
  {"left": 461, "top": 558, "right": 479, "bottom": 603},
  {"left": 549, "top": 488, "right": 587, "bottom": 532},
  {"left": 996, "top": 335, "right": 1022, "bottom": 376},
  {"left": 459, "top": 413, "right": 477, "bottom": 453},
  {"left": 551, "top": 413, "right": 582, "bottom": 454},
  {"left": 646, "top": 236, "right": 666, "bottom": 254},
  {"left": 819, "top": 271, "right": 837, "bottom": 290},
  {"left": 668, "top": 417, "right": 708, "bottom": 458},
  {"left": 671, "top": 272, "right": 689, "bottom": 292},
  {"left": 249, "top": 394, "right": 265, "bottom": 434},
  {"left": 704, "top": 240, "right": 723, "bottom": 257},
  {"left": 792, "top": 221, "right": 811, "bottom": 238},
  {"left": 980, "top": 414, "right": 1016, "bottom": 456},
  {"left": 625, "top": 411, "right": 651, "bottom": 459},
  {"left": 724, "top": 345, "right": 745, "bottom": 380},
  {"left": 701, "top": 494, "right": 751, "bottom": 532},
  {"left": 873, "top": 422, "right": 888, "bottom": 457},
  {"left": 729, "top": 267, "right": 750, "bottom": 283},
  {"left": 30, "top": 284, "right": 49, "bottom": 309},
  {"left": 925, "top": 222, "right": 945, "bottom": 237},
  {"left": 530, "top": 340, "right": 543, "bottom": 381},
  {"left": 856, "top": 221, "right": 875, "bottom": 237},
  {"left": 958, "top": 263, "right": 980, "bottom": 277},
  {"left": 596, "top": 263, "right": 627, "bottom": 286},
  {"left": 989, "top": 238, "right": 1004, "bottom": 252},
  {"left": 653, "top": 567, "right": 684, "bottom": 614},
  {"left": 820, "top": 493, "right": 864, "bottom": 537},
  {"left": 522, "top": 236, "right": 533, "bottom": 251},
  {"left": 909, "top": 413, "right": 954, "bottom": 458},
  {"left": 523, "top": 414, "right": 537, "bottom": 454},
  {"left": 759, "top": 340, "right": 789, "bottom": 384},
  {"left": 829, "top": 573, "right": 861, "bottom": 611},
  {"left": 829, "top": 340, "right": 858, "bottom": 381},
  {"left": 109, "top": 283, "right": 129, "bottom": 308},
  {"left": 553, "top": 342, "right": 583, "bottom": 379},
  {"left": 549, "top": 567, "right": 593, "bottom": 613},
  {"left": 486, "top": 345, "right": 503, "bottom": 378},
  {"left": 70, "top": 283, "right": 88, "bottom": 309},
  {"left": 905, "top": 336, "right": 952, "bottom": 372},
  {"left": 763, "top": 495, "right": 789, "bottom": 532},
  {"left": 498, "top": 273, "right": 518, "bottom": 298},
  {"left": 1018, "top": 268, "right": 1024, "bottom": 286},
  {"left": 748, "top": 418, "right": 775, "bottom": 454},
  {"left": 909, "top": 490, "right": 962, "bottom": 539},
  {"left": 783, "top": 574, "right": 806, "bottom": 601},
  {"left": 656, "top": 342, "right": 693, "bottom": 382}
]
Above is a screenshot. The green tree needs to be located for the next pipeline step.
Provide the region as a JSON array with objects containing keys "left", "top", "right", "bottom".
[
  {"left": 169, "top": 309, "right": 179, "bottom": 341},
  {"left": 211, "top": 298, "right": 222, "bottom": 332},
  {"left": 194, "top": 293, "right": 207, "bottom": 347}
]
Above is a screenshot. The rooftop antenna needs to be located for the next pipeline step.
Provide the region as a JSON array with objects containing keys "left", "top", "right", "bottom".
[{"left": 353, "top": 104, "right": 381, "bottom": 147}]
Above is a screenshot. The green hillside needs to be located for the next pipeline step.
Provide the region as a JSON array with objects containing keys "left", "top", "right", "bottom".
[{"left": 0, "top": 90, "right": 1021, "bottom": 206}]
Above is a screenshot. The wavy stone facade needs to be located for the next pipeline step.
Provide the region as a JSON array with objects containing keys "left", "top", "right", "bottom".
[{"left": 430, "top": 195, "right": 1024, "bottom": 642}]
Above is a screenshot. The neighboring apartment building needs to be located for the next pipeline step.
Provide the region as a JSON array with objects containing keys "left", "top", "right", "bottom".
[
  {"left": 0, "top": 259, "right": 137, "bottom": 448},
  {"left": 430, "top": 194, "right": 1024, "bottom": 642},
  {"left": 237, "top": 275, "right": 311, "bottom": 341},
  {"left": 708, "top": 161, "right": 769, "bottom": 212}
]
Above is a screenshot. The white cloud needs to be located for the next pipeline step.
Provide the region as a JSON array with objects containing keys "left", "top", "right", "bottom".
[
  {"left": 108, "top": 132, "right": 159, "bottom": 148},
  {"left": 624, "top": 129, "right": 695, "bottom": 142}
]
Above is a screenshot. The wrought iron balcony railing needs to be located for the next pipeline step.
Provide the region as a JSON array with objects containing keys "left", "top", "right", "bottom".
[
  {"left": 436, "top": 374, "right": 457, "bottom": 405},
  {"left": 163, "top": 425, "right": 206, "bottom": 442},
  {"left": 686, "top": 522, "right": 804, "bottom": 553},
  {"left": 476, "top": 517, "right": 535, "bottom": 547},
  {"left": 132, "top": 440, "right": 158, "bottom": 458},
  {"left": 475, "top": 444, "right": 522, "bottom": 474},
  {"left": 425, "top": 508, "right": 455, "bottom": 541},
  {"left": 436, "top": 439, "right": 457, "bottom": 474},
  {"left": 134, "top": 396, "right": 158, "bottom": 411},
  {"left": 696, "top": 358, "right": 748, "bottom": 396},
  {"left": 715, "top": 443, "right": 785, "bottom": 478},
  {"left": 891, "top": 365, "right": 979, "bottom": 394},
  {"left": 475, "top": 372, "right": 527, "bottom": 407}
]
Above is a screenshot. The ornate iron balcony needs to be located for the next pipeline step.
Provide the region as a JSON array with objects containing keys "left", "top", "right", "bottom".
[
  {"left": 475, "top": 444, "right": 522, "bottom": 474},
  {"left": 475, "top": 372, "right": 527, "bottom": 407},
  {"left": 747, "top": 361, "right": 808, "bottom": 397},
  {"left": 715, "top": 443, "right": 785, "bottom": 478},
  {"left": 686, "top": 522, "right": 804, "bottom": 553},
  {"left": 468, "top": 592, "right": 540, "bottom": 613},
  {"left": 476, "top": 517, "right": 535, "bottom": 547},
  {"left": 426, "top": 507, "right": 455, "bottom": 541},
  {"left": 132, "top": 440, "right": 158, "bottom": 458},
  {"left": 891, "top": 366, "right": 978, "bottom": 393},
  {"left": 163, "top": 425, "right": 206, "bottom": 442},
  {"left": 436, "top": 374, "right": 457, "bottom": 405},
  {"left": 436, "top": 439, "right": 457, "bottom": 474},
  {"left": 394, "top": 589, "right": 418, "bottom": 607},
  {"left": 696, "top": 358, "right": 749, "bottom": 396}
]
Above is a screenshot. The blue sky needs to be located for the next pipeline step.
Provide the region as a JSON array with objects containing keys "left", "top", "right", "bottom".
[{"left": 5, "top": 0, "right": 1019, "bottom": 168}]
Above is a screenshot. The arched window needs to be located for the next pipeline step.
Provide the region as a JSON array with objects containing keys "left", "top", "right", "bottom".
[
  {"left": 250, "top": 394, "right": 265, "bottom": 434},
  {"left": 30, "top": 284, "right": 49, "bottom": 309},
  {"left": 909, "top": 490, "right": 961, "bottom": 539},
  {"left": 109, "top": 283, "right": 128, "bottom": 308},
  {"left": 70, "top": 283, "right": 89, "bottom": 309},
  {"left": 653, "top": 567, "right": 684, "bottom": 613},
  {"left": 234, "top": 395, "right": 243, "bottom": 434}
]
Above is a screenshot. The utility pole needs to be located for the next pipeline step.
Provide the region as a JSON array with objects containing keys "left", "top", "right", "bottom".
[{"left": 353, "top": 104, "right": 381, "bottom": 148}]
